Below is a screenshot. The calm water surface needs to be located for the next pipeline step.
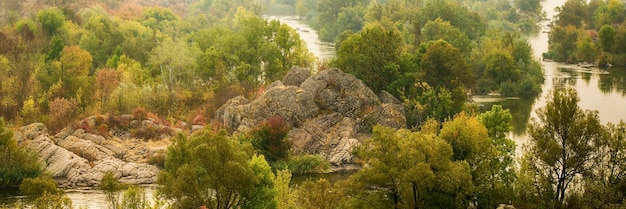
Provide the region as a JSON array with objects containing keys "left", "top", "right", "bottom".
[{"left": 484, "top": 0, "right": 626, "bottom": 154}]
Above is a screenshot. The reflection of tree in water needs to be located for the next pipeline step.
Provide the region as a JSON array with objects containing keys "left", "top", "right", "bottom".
[
  {"left": 479, "top": 96, "right": 536, "bottom": 135},
  {"left": 552, "top": 67, "right": 579, "bottom": 88},
  {"left": 599, "top": 68, "right": 626, "bottom": 96}
]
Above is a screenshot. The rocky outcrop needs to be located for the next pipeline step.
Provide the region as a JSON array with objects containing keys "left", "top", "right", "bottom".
[
  {"left": 17, "top": 123, "right": 159, "bottom": 188},
  {"left": 216, "top": 67, "right": 406, "bottom": 168}
]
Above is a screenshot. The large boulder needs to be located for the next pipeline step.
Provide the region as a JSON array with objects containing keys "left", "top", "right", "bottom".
[
  {"left": 216, "top": 67, "right": 406, "bottom": 168},
  {"left": 19, "top": 125, "right": 159, "bottom": 187},
  {"left": 216, "top": 81, "right": 320, "bottom": 133},
  {"left": 282, "top": 66, "right": 311, "bottom": 86}
]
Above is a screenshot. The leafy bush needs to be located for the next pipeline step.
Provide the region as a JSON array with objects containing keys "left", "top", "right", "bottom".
[
  {"left": 250, "top": 117, "right": 291, "bottom": 163},
  {"left": 19, "top": 175, "right": 62, "bottom": 197},
  {"left": 32, "top": 192, "right": 73, "bottom": 209},
  {"left": 47, "top": 97, "right": 79, "bottom": 132},
  {"left": 121, "top": 185, "right": 149, "bottom": 209},
  {"left": 101, "top": 171, "right": 123, "bottom": 209},
  {"left": 0, "top": 119, "right": 42, "bottom": 188},
  {"left": 288, "top": 155, "right": 331, "bottom": 174},
  {"left": 148, "top": 153, "right": 166, "bottom": 169},
  {"left": 132, "top": 107, "right": 149, "bottom": 121}
]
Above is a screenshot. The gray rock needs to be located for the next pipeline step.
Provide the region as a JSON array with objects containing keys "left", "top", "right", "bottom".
[
  {"left": 191, "top": 125, "right": 205, "bottom": 134},
  {"left": 19, "top": 123, "right": 47, "bottom": 141},
  {"left": 282, "top": 66, "right": 311, "bottom": 86},
  {"left": 306, "top": 69, "right": 379, "bottom": 118},
  {"left": 216, "top": 83, "right": 319, "bottom": 132},
  {"left": 379, "top": 90, "right": 402, "bottom": 104},
  {"left": 19, "top": 124, "right": 159, "bottom": 188},
  {"left": 267, "top": 80, "right": 285, "bottom": 90},
  {"left": 215, "top": 96, "right": 250, "bottom": 132},
  {"left": 216, "top": 68, "right": 407, "bottom": 169}
]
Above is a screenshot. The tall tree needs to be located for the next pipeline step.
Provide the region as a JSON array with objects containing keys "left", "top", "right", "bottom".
[
  {"left": 515, "top": 0, "right": 541, "bottom": 13},
  {"left": 36, "top": 7, "right": 66, "bottom": 36},
  {"left": 158, "top": 129, "right": 276, "bottom": 209},
  {"left": 345, "top": 125, "right": 472, "bottom": 209},
  {"left": 419, "top": 40, "right": 473, "bottom": 91},
  {"left": 527, "top": 88, "right": 605, "bottom": 207},
  {"left": 334, "top": 22, "right": 404, "bottom": 93}
]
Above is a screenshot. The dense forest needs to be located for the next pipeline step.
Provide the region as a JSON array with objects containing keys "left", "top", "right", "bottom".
[
  {"left": 1, "top": 0, "right": 626, "bottom": 209},
  {"left": 545, "top": 0, "right": 626, "bottom": 67},
  {"left": 0, "top": 0, "right": 546, "bottom": 130}
]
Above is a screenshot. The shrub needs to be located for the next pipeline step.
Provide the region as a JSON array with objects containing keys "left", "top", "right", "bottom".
[
  {"left": 148, "top": 153, "right": 166, "bottom": 169},
  {"left": 250, "top": 116, "right": 291, "bottom": 163},
  {"left": 0, "top": 120, "right": 42, "bottom": 188},
  {"left": 108, "top": 114, "right": 131, "bottom": 130},
  {"left": 132, "top": 107, "right": 148, "bottom": 121},
  {"left": 101, "top": 171, "right": 123, "bottom": 209},
  {"left": 121, "top": 185, "right": 149, "bottom": 209},
  {"left": 288, "top": 155, "right": 331, "bottom": 174},
  {"left": 32, "top": 192, "right": 73, "bottom": 209},
  {"left": 47, "top": 97, "right": 78, "bottom": 132},
  {"left": 19, "top": 176, "right": 62, "bottom": 197}
]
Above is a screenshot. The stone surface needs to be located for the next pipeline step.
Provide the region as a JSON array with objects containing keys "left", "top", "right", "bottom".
[
  {"left": 216, "top": 68, "right": 407, "bottom": 168},
  {"left": 18, "top": 125, "right": 159, "bottom": 188},
  {"left": 282, "top": 66, "right": 311, "bottom": 86},
  {"left": 379, "top": 90, "right": 402, "bottom": 104}
]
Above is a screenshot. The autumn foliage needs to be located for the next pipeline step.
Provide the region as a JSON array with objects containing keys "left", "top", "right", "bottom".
[{"left": 250, "top": 116, "right": 291, "bottom": 163}]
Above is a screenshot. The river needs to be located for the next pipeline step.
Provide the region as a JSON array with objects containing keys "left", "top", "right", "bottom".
[
  {"left": 4, "top": 1, "right": 626, "bottom": 207},
  {"left": 269, "top": 2, "right": 626, "bottom": 155},
  {"left": 493, "top": 0, "right": 626, "bottom": 154}
]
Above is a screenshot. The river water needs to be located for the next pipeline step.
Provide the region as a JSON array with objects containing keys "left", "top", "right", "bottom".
[
  {"left": 3, "top": 1, "right": 626, "bottom": 207},
  {"left": 271, "top": 6, "right": 626, "bottom": 155},
  {"left": 495, "top": 0, "right": 626, "bottom": 154}
]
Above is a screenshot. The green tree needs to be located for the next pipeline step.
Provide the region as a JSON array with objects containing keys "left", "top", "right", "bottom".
[
  {"left": 121, "top": 186, "right": 149, "bottom": 209},
  {"left": 101, "top": 171, "right": 123, "bottom": 209},
  {"left": 598, "top": 25, "right": 616, "bottom": 53},
  {"left": 273, "top": 170, "right": 297, "bottom": 209},
  {"left": 334, "top": 22, "right": 404, "bottom": 93},
  {"left": 555, "top": 0, "right": 588, "bottom": 28},
  {"left": 421, "top": 0, "right": 485, "bottom": 40},
  {"left": 0, "top": 119, "right": 41, "bottom": 188},
  {"left": 440, "top": 113, "right": 498, "bottom": 207},
  {"left": 527, "top": 88, "right": 605, "bottom": 207},
  {"left": 37, "top": 7, "right": 66, "bottom": 36},
  {"left": 548, "top": 25, "right": 580, "bottom": 63},
  {"left": 422, "top": 18, "right": 471, "bottom": 55},
  {"left": 515, "top": 0, "right": 541, "bottom": 13},
  {"left": 345, "top": 125, "right": 472, "bottom": 209},
  {"left": 242, "top": 155, "right": 278, "bottom": 209},
  {"left": 575, "top": 35, "right": 598, "bottom": 63},
  {"left": 250, "top": 117, "right": 291, "bottom": 164},
  {"left": 419, "top": 40, "right": 474, "bottom": 91},
  {"left": 296, "top": 179, "right": 343, "bottom": 209},
  {"left": 478, "top": 105, "right": 517, "bottom": 207},
  {"left": 577, "top": 121, "right": 626, "bottom": 208},
  {"left": 158, "top": 129, "right": 276, "bottom": 209},
  {"left": 483, "top": 49, "right": 521, "bottom": 95},
  {"left": 19, "top": 175, "right": 62, "bottom": 197},
  {"left": 149, "top": 38, "right": 200, "bottom": 92}
]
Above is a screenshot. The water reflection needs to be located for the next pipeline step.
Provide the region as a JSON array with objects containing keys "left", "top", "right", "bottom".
[
  {"left": 0, "top": 186, "right": 157, "bottom": 208},
  {"left": 599, "top": 68, "right": 626, "bottom": 96},
  {"left": 477, "top": 97, "right": 535, "bottom": 136}
]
